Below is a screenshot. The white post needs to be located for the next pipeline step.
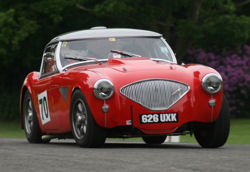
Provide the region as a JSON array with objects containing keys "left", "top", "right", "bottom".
[{"left": 165, "top": 136, "right": 180, "bottom": 143}]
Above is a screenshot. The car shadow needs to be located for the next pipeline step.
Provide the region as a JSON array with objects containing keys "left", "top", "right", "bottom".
[{"left": 101, "top": 142, "right": 200, "bottom": 149}]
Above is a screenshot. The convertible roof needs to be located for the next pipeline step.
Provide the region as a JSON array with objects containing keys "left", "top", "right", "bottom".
[{"left": 48, "top": 27, "right": 162, "bottom": 45}]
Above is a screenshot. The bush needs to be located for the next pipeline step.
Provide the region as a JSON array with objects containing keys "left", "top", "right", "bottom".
[
  {"left": 0, "top": 86, "right": 20, "bottom": 121},
  {"left": 185, "top": 45, "right": 250, "bottom": 117}
]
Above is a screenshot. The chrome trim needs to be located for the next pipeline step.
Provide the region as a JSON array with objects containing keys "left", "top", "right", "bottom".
[
  {"left": 161, "top": 37, "right": 177, "bottom": 64},
  {"left": 56, "top": 41, "right": 63, "bottom": 72},
  {"left": 202, "top": 73, "right": 223, "bottom": 83},
  {"left": 57, "top": 37, "right": 177, "bottom": 71},
  {"left": 93, "top": 79, "right": 114, "bottom": 100},
  {"left": 62, "top": 59, "right": 108, "bottom": 71},
  {"left": 202, "top": 73, "right": 223, "bottom": 94},
  {"left": 39, "top": 42, "right": 60, "bottom": 78},
  {"left": 39, "top": 53, "right": 44, "bottom": 77},
  {"left": 120, "top": 79, "right": 190, "bottom": 111}
]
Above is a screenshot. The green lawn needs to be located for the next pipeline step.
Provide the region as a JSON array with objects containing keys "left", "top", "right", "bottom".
[
  {"left": 0, "top": 119, "right": 249, "bottom": 144},
  {"left": 0, "top": 121, "right": 25, "bottom": 138}
]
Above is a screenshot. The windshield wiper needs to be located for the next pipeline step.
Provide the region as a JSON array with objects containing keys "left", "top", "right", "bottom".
[
  {"left": 64, "top": 56, "right": 100, "bottom": 63},
  {"left": 110, "top": 50, "right": 141, "bottom": 57}
]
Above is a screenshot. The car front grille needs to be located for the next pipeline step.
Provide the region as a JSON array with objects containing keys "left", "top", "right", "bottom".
[{"left": 120, "top": 79, "right": 190, "bottom": 111}]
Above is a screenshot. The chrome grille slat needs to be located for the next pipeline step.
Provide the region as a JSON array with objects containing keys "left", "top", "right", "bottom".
[{"left": 120, "top": 79, "right": 190, "bottom": 111}]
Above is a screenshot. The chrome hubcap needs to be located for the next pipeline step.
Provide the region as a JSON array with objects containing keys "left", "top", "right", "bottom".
[
  {"left": 72, "top": 99, "right": 88, "bottom": 139},
  {"left": 25, "top": 99, "right": 33, "bottom": 135}
]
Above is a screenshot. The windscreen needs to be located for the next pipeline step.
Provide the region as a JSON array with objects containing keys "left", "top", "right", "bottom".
[{"left": 60, "top": 37, "right": 174, "bottom": 67}]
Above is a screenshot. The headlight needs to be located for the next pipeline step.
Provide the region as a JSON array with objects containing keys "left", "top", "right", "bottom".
[
  {"left": 202, "top": 73, "right": 222, "bottom": 94},
  {"left": 93, "top": 79, "right": 114, "bottom": 100}
]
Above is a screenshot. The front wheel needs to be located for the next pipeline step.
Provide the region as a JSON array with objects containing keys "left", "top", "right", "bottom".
[
  {"left": 142, "top": 135, "right": 167, "bottom": 144},
  {"left": 70, "top": 89, "right": 106, "bottom": 147},
  {"left": 193, "top": 95, "right": 230, "bottom": 148}
]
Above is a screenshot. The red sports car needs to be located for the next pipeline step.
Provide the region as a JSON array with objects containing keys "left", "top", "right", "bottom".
[{"left": 20, "top": 27, "right": 230, "bottom": 148}]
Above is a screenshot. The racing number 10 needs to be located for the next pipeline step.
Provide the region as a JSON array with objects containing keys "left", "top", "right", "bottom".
[{"left": 38, "top": 90, "right": 51, "bottom": 125}]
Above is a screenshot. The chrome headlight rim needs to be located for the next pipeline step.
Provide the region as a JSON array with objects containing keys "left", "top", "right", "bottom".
[
  {"left": 93, "top": 79, "right": 114, "bottom": 100},
  {"left": 202, "top": 73, "right": 223, "bottom": 94}
]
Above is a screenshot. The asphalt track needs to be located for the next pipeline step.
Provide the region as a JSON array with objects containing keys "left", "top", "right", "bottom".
[{"left": 0, "top": 138, "right": 249, "bottom": 172}]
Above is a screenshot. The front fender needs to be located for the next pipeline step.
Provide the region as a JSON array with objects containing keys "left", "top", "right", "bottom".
[{"left": 20, "top": 72, "right": 40, "bottom": 129}]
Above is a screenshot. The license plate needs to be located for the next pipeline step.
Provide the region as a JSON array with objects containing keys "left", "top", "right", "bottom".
[{"left": 140, "top": 113, "right": 178, "bottom": 124}]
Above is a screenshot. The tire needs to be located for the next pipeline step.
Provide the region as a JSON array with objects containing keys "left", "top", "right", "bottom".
[
  {"left": 142, "top": 135, "right": 167, "bottom": 144},
  {"left": 193, "top": 95, "right": 230, "bottom": 148},
  {"left": 70, "top": 89, "right": 106, "bottom": 147},
  {"left": 23, "top": 91, "right": 42, "bottom": 143}
]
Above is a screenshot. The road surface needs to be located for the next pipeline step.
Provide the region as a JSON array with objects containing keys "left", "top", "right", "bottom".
[{"left": 0, "top": 138, "right": 249, "bottom": 172}]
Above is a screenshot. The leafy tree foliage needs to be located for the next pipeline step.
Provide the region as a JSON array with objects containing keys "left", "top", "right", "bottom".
[{"left": 78, "top": 0, "right": 250, "bottom": 57}]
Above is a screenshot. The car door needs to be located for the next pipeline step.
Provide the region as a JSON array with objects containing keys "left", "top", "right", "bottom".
[{"left": 33, "top": 43, "right": 60, "bottom": 131}]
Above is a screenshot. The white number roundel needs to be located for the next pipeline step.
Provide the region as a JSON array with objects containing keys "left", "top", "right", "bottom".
[{"left": 38, "top": 90, "right": 51, "bottom": 125}]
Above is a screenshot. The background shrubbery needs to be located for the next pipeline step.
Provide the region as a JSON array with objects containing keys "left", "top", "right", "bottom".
[
  {"left": 185, "top": 45, "right": 250, "bottom": 117},
  {"left": 0, "top": 86, "right": 19, "bottom": 121}
]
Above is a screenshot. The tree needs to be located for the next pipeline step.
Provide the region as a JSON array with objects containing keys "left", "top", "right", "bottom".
[{"left": 76, "top": 0, "right": 250, "bottom": 58}]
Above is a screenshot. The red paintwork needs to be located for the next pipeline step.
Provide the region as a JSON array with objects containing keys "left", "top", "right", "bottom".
[{"left": 20, "top": 57, "right": 223, "bottom": 135}]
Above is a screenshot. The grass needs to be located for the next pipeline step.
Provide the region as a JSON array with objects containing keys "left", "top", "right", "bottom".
[
  {"left": 0, "top": 119, "right": 249, "bottom": 144},
  {"left": 0, "top": 121, "right": 25, "bottom": 138}
]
